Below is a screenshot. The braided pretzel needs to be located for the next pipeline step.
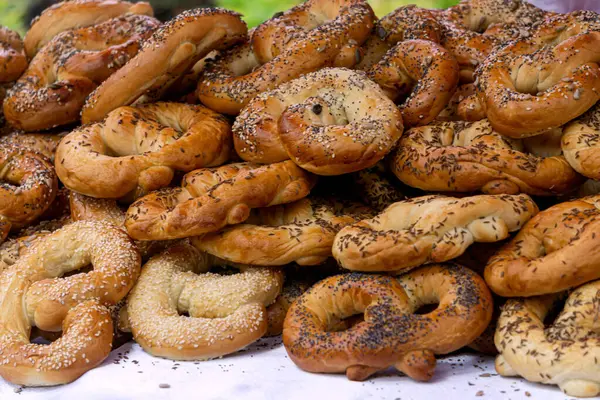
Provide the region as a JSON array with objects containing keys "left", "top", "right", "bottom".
[
  {"left": 56, "top": 102, "right": 232, "bottom": 200},
  {"left": 392, "top": 120, "right": 583, "bottom": 195},
  {"left": 485, "top": 195, "right": 600, "bottom": 297},
  {"left": 81, "top": 8, "right": 247, "bottom": 124},
  {"left": 0, "top": 131, "right": 63, "bottom": 162},
  {"left": 0, "top": 221, "right": 140, "bottom": 385},
  {"left": 0, "top": 27, "right": 27, "bottom": 83},
  {"left": 193, "top": 197, "right": 372, "bottom": 266},
  {"left": 125, "top": 161, "right": 316, "bottom": 240},
  {"left": 333, "top": 194, "right": 538, "bottom": 274},
  {"left": 495, "top": 281, "right": 600, "bottom": 397},
  {"left": 23, "top": 0, "right": 154, "bottom": 58},
  {"left": 233, "top": 68, "right": 403, "bottom": 174},
  {"left": 562, "top": 103, "right": 600, "bottom": 180},
  {"left": 127, "top": 243, "right": 282, "bottom": 360},
  {"left": 3, "top": 14, "right": 159, "bottom": 132},
  {"left": 283, "top": 265, "right": 493, "bottom": 381}
]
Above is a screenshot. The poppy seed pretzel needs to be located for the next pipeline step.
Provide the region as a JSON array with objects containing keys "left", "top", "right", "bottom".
[{"left": 333, "top": 194, "right": 538, "bottom": 274}]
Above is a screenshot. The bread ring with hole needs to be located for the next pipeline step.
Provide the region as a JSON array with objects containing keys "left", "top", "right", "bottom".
[{"left": 0, "top": 26, "right": 27, "bottom": 83}]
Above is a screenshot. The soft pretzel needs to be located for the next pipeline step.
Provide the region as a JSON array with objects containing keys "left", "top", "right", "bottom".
[
  {"left": 81, "top": 8, "right": 247, "bottom": 124},
  {"left": 0, "top": 220, "right": 140, "bottom": 386},
  {"left": 283, "top": 265, "right": 493, "bottom": 381},
  {"left": 485, "top": 195, "right": 600, "bottom": 297},
  {"left": 125, "top": 161, "right": 316, "bottom": 240},
  {"left": 0, "top": 131, "right": 63, "bottom": 161},
  {"left": 392, "top": 120, "right": 583, "bottom": 195},
  {"left": 193, "top": 197, "right": 372, "bottom": 266},
  {"left": 4, "top": 14, "right": 159, "bottom": 132},
  {"left": 367, "top": 39, "right": 459, "bottom": 127},
  {"left": 495, "top": 281, "right": 600, "bottom": 397},
  {"left": 0, "top": 27, "right": 27, "bottom": 83},
  {"left": 474, "top": 11, "right": 600, "bottom": 138},
  {"left": 562, "top": 103, "right": 600, "bottom": 180},
  {"left": 233, "top": 68, "right": 403, "bottom": 174},
  {"left": 56, "top": 102, "right": 232, "bottom": 200},
  {"left": 333, "top": 194, "right": 538, "bottom": 274},
  {"left": 23, "top": 0, "right": 154, "bottom": 58},
  {"left": 127, "top": 243, "right": 283, "bottom": 360}
]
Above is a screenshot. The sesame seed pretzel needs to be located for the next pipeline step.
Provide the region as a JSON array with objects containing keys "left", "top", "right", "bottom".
[
  {"left": 0, "top": 26, "right": 27, "bottom": 83},
  {"left": 283, "top": 265, "right": 493, "bottom": 381},
  {"left": 0, "top": 131, "right": 64, "bottom": 162},
  {"left": 56, "top": 102, "right": 232, "bottom": 200},
  {"left": 193, "top": 197, "right": 372, "bottom": 266},
  {"left": 485, "top": 195, "right": 600, "bottom": 297},
  {"left": 495, "top": 280, "right": 600, "bottom": 397},
  {"left": 81, "top": 8, "right": 248, "bottom": 124},
  {"left": 125, "top": 161, "right": 316, "bottom": 240},
  {"left": 0, "top": 221, "right": 140, "bottom": 386},
  {"left": 3, "top": 14, "right": 159, "bottom": 132},
  {"left": 562, "top": 102, "right": 600, "bottom": 180},
  {"left": 333, "top": 194, "right": 538, "bottom": 274},
  {"left": 127, "top": 243, "right": 283, "bottom": 360},
  {"left": 233, "top": 68, "right": 403, "bottom": 174},
  {"left": 392, "top": 120, "right": 583, "bottom": 195}
]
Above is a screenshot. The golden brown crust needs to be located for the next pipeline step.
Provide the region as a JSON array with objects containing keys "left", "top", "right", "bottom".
[
  {"left": 0, "top": 131, "right": 64, "bottom": 161},
  {"left": 0, "top": 27, "right": 27, "bottom": 83},
  {"left": 562, "top": 102, "right": 600, "bottom": 179}
]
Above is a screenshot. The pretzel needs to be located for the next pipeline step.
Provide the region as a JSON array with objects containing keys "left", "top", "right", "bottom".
[
  {"left": 125, "top": 161, "right": 316, "bottom": 240},
  {"left": 562, "top": 103, "right": 600, "bottom": 180},
  {"left": 127, "top": 243, "right": 283, "bottom": 360},
  {"left": 233, "top": 68, "right": 403, "bottom": 174},
  {"left": 495, "top": 281, "right": 600, "bottom": 397},
  {"left": 283, "top": 265, "right": 493, "bottom": 381},
  {"left": 0, "top": 131, "right": 63, "bottom": 161},
  {"left": 0, "top": 27, "right": 27, "bottom": 83},
  {"left": 392, "top": 120, "right": 583, "bottom": 195},
  {"left": 0, "top": 221, "right": 140, "bottom": 385},
  {"left": 333, "top": 194, "right": 538, "bottom": 274},
  {"left": 4, "top": 14, "right": 159, "bottom": 132},
  {"left": 193, "top": 197, "right": 371, "bottom": 266},
  {"left": 81, "top": 8, "right": 247, "bottom": 124},
  {"left": 23, "top": 0, "right": 154, "bottom": 58},
  {"left": 474, "top": 11, "right": 600, "bottom": 138},
  {"left": 56, "top": 102, "right": 232, "bottom": 200},
  {"left": 367, "top": 39, "right": 459, "bottom": 127},
  {"left": 485, "top": 195, "right": 600, "bottom": 297}
]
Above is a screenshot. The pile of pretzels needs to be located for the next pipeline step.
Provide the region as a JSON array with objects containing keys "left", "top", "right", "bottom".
[{"left": 1, "top": 0, "right": 600, "bottom": 397}]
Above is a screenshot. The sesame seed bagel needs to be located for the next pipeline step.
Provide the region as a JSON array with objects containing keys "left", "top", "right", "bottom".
[
  {"left": 125, "top": 161, "right": 316, "bottom": 240},
  {"left": 0, "top": 27, "right": 27, "bottom": 83},
  {"left": 4, "top": 14, "right": 159, "bottom": 132},
  {"left": 367, "top": 39, "right": 459, "bottom": 127},
  {"left": 562, "top": 103, "right": 600, "bottom": 180},
  {"left": 233, "top": 68, "right": 403, "bottom": 174},
  {"left": 127, "top": 243, "right": 283, "bottom": 360},
  {"left": 81, "top": 8, "right": 248, "bottom": 124},
  {"left": 333, "top": 194, "right": 538, "bottom": 274},
  {"left": 23, "top": 0, "right": 154, "bottom": 58},
  {"left": 283, "top": 265, "right": 493, "bottom": 381},
  {"left": 192, "top": 197, "right": 372, "bottom": 266},
  {"left": 495, "top": 280, "right": 600, "bottom": 397},
  {"left": 392, "top": 120, "right": 583, "bottom": 195},
  {"left": 485, "top": 195, "right": 600, "bottom": 297},
  {"left": 56, "top": 102, "right": 232, "bottom": 200}
]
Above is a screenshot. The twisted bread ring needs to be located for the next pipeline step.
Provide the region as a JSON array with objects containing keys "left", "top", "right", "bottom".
[
  {"left": 485, "top": 195, "right": 600, "bottom": 297},
  {"left": 125, "top": 161, "right": 316, "bottom": 240},
  {"left": 56, "top": 102, "right": 232, "bottom": 200},
  {"left": 495, "top": 281, "right": 600, "bottom": 397},
  {"left": 333, "top": 194, "right": 538, "bottom": 274},
  {"left": 392, "top": 120, "right": 583, "bottom": 195},
  {"left": 23, "top": 0, "right": 154, "bottom": 58},
  {"left": 193, "top": 197, "right": 372, "bottom": 266},
  {"left": 4, "top": 14, "right": 159, "bottom": 132},
  {"left": 562, "top": 103, "right": 600, "bottom": 179},
  {"left": 0, "top": 27, "right": 27, "bottom": 83},
  {"left": 81, "top": 8, "right": 247, "bottom": 123},
  {"left": 127, "top": 244, "right": 283, "bottom": 360},
  {"left": 233, "top": 68, "right": 403, "bottom": 174},
  {"left": 283, "top": 265, "right": 493, "bottom": 381}
]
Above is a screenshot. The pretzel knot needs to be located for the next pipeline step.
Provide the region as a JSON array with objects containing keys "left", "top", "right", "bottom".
[
  {"left": 0, "top": 221, "right": 141, "bottom": 386},
  {"left": 56, "top": 102, "right": 232, "bottom": 200},
  {"left": 127, "top": 243, "right": 283, "bottom": 360},
  {"left": 3, "top": 14, "right": 159, "bottom": 132},
  {"left": 495, "top": 281, "right": 600, "bottom": 397},
  {"left": 485, "top": 195, "right": 600, "bottom": 297},
  {"left": 283, "top": 265, "right": 493, "bottom": 381},
  {"left": 0, "top": 27, "right": 27, "bottom": 83},
  {"left": 333, "top": 194, "right": 538, "bottom": 274}
]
